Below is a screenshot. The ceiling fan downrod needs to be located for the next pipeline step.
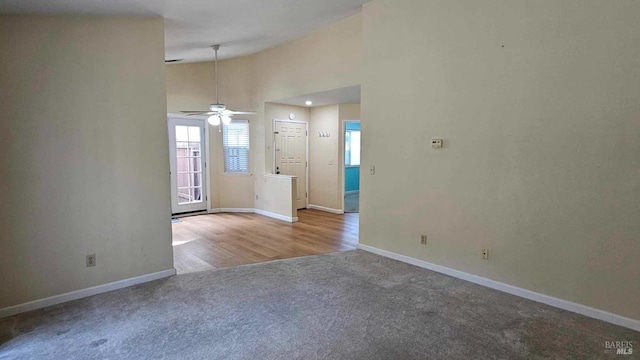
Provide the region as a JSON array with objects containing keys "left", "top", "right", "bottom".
[
  {"left": 212, "top": 44, "right": 220, "bottom": 106},
  {"left": 179, "top": 44, "right": 256, "bottom": 125}
]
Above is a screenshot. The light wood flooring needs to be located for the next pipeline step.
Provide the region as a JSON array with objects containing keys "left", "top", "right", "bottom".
[{"left": 172, "top": 209, "right": 359, "bottom": 274}]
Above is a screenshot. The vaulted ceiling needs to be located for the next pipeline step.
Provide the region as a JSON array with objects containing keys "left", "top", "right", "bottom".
[{"left": 0, "top": 0, "right": 370, "bottom": 62}]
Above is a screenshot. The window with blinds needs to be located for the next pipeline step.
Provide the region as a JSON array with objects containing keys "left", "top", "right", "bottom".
[{"left": 223, "top": 120, "right": 250, "bottom": 173}]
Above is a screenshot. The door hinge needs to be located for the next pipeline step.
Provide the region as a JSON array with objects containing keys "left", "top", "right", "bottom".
[
  {"left": 306, "top": 161, "right": 308, "bottom": 167},
  {"left": 306, "top": 192, "right": 308, "bottom": 198},
  {"left": 274, "top": 131, "right": 279, "bottom": 134},
  {"left": 205, "top": 196, "right": 208, "bottom": 201},
  {"left": 306, "top": 130, "right": 308, "bottom": 136}
]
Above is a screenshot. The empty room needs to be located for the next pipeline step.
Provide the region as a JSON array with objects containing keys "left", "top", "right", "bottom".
[{"left": 1, "top": 0, "right": 639, "bottom": 359}]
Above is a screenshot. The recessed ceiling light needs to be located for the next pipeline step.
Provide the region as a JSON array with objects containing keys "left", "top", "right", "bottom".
[{"left": 305, "top": 100, "right": 312, "bottom": 106}]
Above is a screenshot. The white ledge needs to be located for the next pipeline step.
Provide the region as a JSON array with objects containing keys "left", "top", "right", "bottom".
[{"left": 264, "top": 174, "right": 297, "bottom": 179}]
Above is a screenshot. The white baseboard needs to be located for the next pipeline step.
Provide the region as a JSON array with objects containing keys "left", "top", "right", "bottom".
[
  {"left": 254, "top": 209, "right": 298, "bottom": 223},
  {"left": 209, "top": 208, "right": 254, "bottom": 213},
  {"left": 208, "top": 208, "right": 297, "bottom": 222},
  {"left": 357, "top": 244, "right": 640, "bottom": 332},
  {"left": 217, "top": 208, "right": 256, "bottom": 213},
  {"left": 0, "top": 269, "right": 176, "bottom": 319},
  {"left": 345, "top": 190, "right": 359, "bottom": 195},
  {"left": 308, "top": 204, "right": 344, "bottom": 214}
]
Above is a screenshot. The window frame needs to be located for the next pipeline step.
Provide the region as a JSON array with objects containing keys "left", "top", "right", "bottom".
[
  {"left": 222, "top": 120, "right": 251, "bottom": 175},
  {"left": 344, "top": 129, "right": 361, "bottom": 167}
]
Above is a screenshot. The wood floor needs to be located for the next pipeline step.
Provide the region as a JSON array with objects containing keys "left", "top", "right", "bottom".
[{"left": 172, "top": 209, "right": 359, "bottom": 274}]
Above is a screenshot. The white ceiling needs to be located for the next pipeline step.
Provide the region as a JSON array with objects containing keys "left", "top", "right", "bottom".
[
  {"left": 0, "top": 0, "right": 370, "bottom": 62},
  {"left": 273, "top": 85, "right": 361, "bottom": 108}
]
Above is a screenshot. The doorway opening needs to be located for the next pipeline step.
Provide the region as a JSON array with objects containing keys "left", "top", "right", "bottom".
[
  {"left": 168, "top": 115, "right": 208, "bottom": 215},
  {"left": 273, "top": 119, "right": 309, "bottom": 210},
  {"left": 343, "top": 120, "right": 360, "bottom": 213}
]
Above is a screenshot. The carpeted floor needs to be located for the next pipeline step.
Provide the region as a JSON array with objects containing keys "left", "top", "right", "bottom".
[
  {"left": 0, "top": 250, "right": 637, "bottom": 359},
  {"left": 344, "top": 192, "right": 359, "bottom": 213}
]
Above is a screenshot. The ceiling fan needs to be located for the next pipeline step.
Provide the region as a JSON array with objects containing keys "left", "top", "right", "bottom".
[{"left": 181, "top": 45, "right": 256, "bottom": 127}]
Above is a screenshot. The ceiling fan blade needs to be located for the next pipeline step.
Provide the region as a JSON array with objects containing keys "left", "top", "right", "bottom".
[
  {"left": 227, "top": 110, "right": 257, "bottom": 115},
  {"left": 180, "top": 111, "right": 213, "bottom": 115}
]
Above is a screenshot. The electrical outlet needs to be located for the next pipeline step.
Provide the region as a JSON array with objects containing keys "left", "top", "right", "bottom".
[
  {"left": 481, "top": 249, "right": 489, "bottom": 260},
  {"left": 420, "top": 235, "right": 428, "bottom": 245},
  {"left": 86, "top": 254, "right": 96, "bottom": 267}
]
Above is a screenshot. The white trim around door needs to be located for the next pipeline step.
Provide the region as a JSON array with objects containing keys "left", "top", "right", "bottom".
[
  {"left": 168, "top": 114, "right": 211, "bottom": 214},
  {"left": 273, "top": 119, "right": 309, "bottom": 209},
  {"left": 341, "top": 119, "right": 361, "bottom": 213}
]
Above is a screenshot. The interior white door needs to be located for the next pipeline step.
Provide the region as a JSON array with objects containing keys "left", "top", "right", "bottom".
[
  {"left": 274, "top": 120, "right": 307, "bottom": 209},
  {"left": 168, "top": 117, "right": 207, "bottom": 214}
]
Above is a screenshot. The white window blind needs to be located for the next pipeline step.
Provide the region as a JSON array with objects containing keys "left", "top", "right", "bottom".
[{"left": 223, "top": 120, "right": 250, "bottom": 173}]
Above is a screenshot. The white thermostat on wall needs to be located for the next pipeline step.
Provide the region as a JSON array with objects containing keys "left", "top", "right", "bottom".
[
  {"left": 289, "top": 113, "right": 295, "bottom": 120},
  {"left": 431, "top": 139, "right": 443, "bottom": 149}
]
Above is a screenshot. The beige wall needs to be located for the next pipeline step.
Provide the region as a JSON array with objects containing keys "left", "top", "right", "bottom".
[
  {"left": 7, "top": 0, "right": 633, "bottom": 323},
  {"left": 254, "top": 14, "right": 363, "bottom": 105},
  {"left": 166, "top": 56, "right": 257, "bottom": 209},
  {"left": 165, "top": 14, "right": 363, "bottom": 217},
  {"left": 309, "top": 105, "right": 341, "bottom": 209},
  {"left": 255, "top": 14, "right": 363, "bottom": 213},
  {"left": 164, "top": 0, "right": 639, "bottom": 322},
  {"left": 338, "top": 104, "right": 362, "bottom": 210},
  {"left": 166, "top": 61, "right": 215, "bottom": 114},
  {"left": 339, "top": 104, "right": 361, "bottom": 123},
  {"left": 361, "top": 0, "right": 640, "bottom": 320},
  {"left": 166, "top": 55, "right": 256, "bottom": 116},
  {"left": 0, "top": 15, "right": 173, "bottom": 309},
  {"left": 260, "top": 175, "right": 298, "bottom": 220}
]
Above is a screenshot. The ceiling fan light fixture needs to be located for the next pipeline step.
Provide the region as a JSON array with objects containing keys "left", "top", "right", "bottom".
[
  {"left": 221, "top": 115, "right": 232, "bottom": 125},
  {"left": 208, "top": 115, "right": 221, "bottom": 126},
  {"left": 210, "top": 104, "right": 226, "bottom": 112}
]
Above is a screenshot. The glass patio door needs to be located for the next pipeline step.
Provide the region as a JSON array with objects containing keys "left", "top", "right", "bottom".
[{"left": 168, "top": 117, "right": 207, "bottom": 214}]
